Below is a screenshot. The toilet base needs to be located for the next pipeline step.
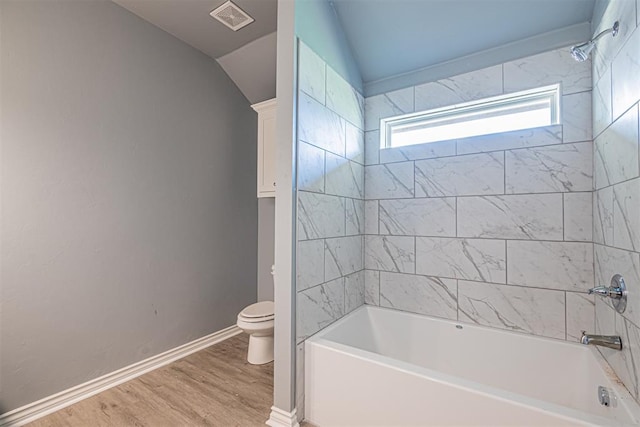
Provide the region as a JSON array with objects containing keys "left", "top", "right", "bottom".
[{"left": 247, "top": 334, "right": 274, "bottom": 365}]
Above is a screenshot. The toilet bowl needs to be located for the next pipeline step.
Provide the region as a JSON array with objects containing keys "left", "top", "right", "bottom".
[{"left": 237, "top": 300, "right": 274, "bottom": 365}]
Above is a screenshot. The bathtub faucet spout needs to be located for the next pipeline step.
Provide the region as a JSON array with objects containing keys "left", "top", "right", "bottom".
[{"left": 580, "top": 331, "right": 622, "bottom": 350}]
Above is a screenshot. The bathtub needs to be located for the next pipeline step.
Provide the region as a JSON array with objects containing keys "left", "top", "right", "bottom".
[{"left": 304, "top": 306, "right": 640, "bottom": 426}]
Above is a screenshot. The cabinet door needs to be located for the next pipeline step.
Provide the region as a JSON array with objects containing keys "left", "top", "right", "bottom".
[{"left": 258, "top": 108, "right": 277, "bottom": 197}]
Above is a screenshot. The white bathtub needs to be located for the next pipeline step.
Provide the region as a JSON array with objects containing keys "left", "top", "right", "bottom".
[{"left": 304, "top": 306, "right": 640, "bottom": 426}]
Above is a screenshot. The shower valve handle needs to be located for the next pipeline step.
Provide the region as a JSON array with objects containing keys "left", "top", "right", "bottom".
[{"left": 587, "top": 274, "right": 628, "bottom": 314}]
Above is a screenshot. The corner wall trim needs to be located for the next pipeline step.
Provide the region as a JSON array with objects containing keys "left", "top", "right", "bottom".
[
  {"left": 266, "top": 406, "right": 300, "bottom": 427},
  {"left": 0, "top": 325, "right": 242, "bottom": 427}
]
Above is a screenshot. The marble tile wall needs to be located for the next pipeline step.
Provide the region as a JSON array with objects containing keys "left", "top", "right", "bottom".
[
  {"left": 296, "top": 41, "right": 365, "bottom": 344},
  {"left": 363, "top": 46, "right": 595, "bottom": 344},
  {"left": 592, "top": 0, "right": 640, "bottom": 404}
]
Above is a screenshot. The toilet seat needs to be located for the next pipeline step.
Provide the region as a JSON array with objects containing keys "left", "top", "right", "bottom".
[{"left": 238, "top": 301, "right": 274, "bottom": 323}]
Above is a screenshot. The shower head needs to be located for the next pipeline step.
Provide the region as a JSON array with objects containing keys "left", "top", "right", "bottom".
[{"left": 571, "top": 21, "right": 619, "bottom": 62}]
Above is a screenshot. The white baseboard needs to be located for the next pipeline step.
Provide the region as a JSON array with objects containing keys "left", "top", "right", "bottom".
[
  {"left": 0, "top": 325, "right": 242, "bottom": 427},
  {"left": 266, "top": 406, "right": 300, "bottom": 427}
]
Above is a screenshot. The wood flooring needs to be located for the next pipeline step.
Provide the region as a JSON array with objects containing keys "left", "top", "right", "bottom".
[{"left": 29, "top": 334, "right": 273, "bottom": 427}]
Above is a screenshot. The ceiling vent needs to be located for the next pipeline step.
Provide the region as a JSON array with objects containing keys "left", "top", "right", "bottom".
[{"left": 210, "top": 1, "right": 255, "bottom": 31}]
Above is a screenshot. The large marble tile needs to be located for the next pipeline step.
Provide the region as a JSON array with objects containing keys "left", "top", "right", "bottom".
[
  {"left": 566, "top": 292, "right": 595, "bottom": 341},
  {"left": 345, "top": 122, "right": 365, "bottom": 165},
  {"left": 298, "top": 42, "right": 326, "bottom": 105},
  {"left": 298, "top": 92, "right": 345, "bottom": 156},
  {"left": 365, "top": 131, "right": 380, "bottom": 165},
  {"left": 380, "top": 272, "right": 457, "bottom": 320},
  {"left": 364, "top": 235, "right": 415, "bottom": 273},
  {"left": 297, "top": 277, "right": 345, "bottom": 342},
  {"left": 456, "top": 125, "right": 563, "bottom": 155},
  {"left": 298, "top": 191, "right": 345, "bottom": 240},
  {"left": 594, "top": 104, "right": 639, "bottom": 189},
  {"left": 325, "top": 153, "right": 364, "bottom": 199},
  {"left": 458, "top": 281, "right": 566, "bottom": 339},
  {"left": 612, "top": 27, "right": 640, "bottom": 120},
  {"left": 613, "top": 178, "right": 640, "bottom": 251},
  {"left": 593, "top": 68, "right": 612, "bottom": 138},
  {"left": 298, "top": 141, "right": 325, "bottom": 193},
  {"left": 505, "top": 142, "right": 592, "bottom": 193},
  {"left": 506, "top": 241, "right": 594, "bottom": 292},
  {"left": 379, "top": 198, "right": 456, "bottom": 237},
  {"left": 503, "top": 48, "right": 591, "bottom": 95},
  {"left": 562, "top": 91, "right": 592, "bottom": 143},
  {"left": 297, "top": 239, "right": 325, "bottom": 292},
  {"left": 601, "top": 313, "right": 640, "bottom": 400},
  {"left": 595, "top": 297, "right": 616, "bottom": 335},
  {"left": 457, "top": 194, "right": 563, "bottom": 240},
  {"left": 593, "top": 0, "right": 637, "bottom": 81},
  {"left": 325, "top": 235, "right": 363, "bottom": 282},
  {"left": 326, "top": 66, "right": 364, "bottom": 128},
  {"left": 364, "top": 269, "right": 380, "bottom": 305},
  {"left": 416, "top": 237, "right": 506, "bottom": 283},
  {"left": 564, "top": 192, "right": 593, "bottom": 242},
  {"left": 594, "top": 244, "right": 640, "bottom": 328},
  {"left": 364, "top": 200, "right": 379, "bottom": 235},
  {"left": 594, "top": 187, "right": 614, "bottom": 246},
  {"left": 365, "top": 162, "right": 414, "bottom": 200},
  {"left": 414, "top": 65, "right": 503, "bottom": 112},
  {"left": 345, "top": 270, "right": 365, "bottom": 313},
  {"left": 379, "top": 140, "right": 455, "bottom": 164},
  {"left": 345, "top": 198, "right": 364, "bottom": 236},
  {"left": 365, "top": 87, "right": 414, "bottom": 131},
  {"left": 415, "top": 152, "right": 504, "bottom": 197}
]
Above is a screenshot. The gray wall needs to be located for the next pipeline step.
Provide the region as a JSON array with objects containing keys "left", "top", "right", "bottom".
[
  {"left": 0, "top": 0, "right": 257, "bottom": 413},
  {"left": 258, "top": 198, "right": 275, "bottom": 301}
]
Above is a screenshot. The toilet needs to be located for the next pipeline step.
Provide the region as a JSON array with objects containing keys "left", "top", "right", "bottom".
[{"left": 237, "top": 300, "right": 274, "bottom": 364}]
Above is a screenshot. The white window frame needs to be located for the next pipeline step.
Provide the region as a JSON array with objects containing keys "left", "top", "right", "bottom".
[{"left": 381, "top": 84, "right": 561, "bottom": 149}]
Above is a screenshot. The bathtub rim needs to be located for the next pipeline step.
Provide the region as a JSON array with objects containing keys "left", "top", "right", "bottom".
[{"left": 305, "top": 305, "right": 640, "bottom": 426}]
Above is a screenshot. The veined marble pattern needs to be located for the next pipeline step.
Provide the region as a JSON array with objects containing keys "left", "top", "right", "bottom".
[
  {"left": 563, "top": 192, "right": 593, "bottom": 242},
  {"left": 297, "top": 277, "right": 345, "bottom": 342},
  {"left": 566, "top": 292, "right": 595, "bottom": 341},
  {"left": 594, "top": 187, "right": 614, "bottom": 246},
  {"left": 458, "top": 281, "right": 566, "bottom": 339},
  {"left": 457, "top": 194, "right": 563, "bottom": 240},
  {"left": 298, "top": 42, "right": 325, "bottom": 105},
  {"left": 592, "top": 0, "right": 637, "bottom": 81},
  {"left": 380, "top": 272, "right": 457, "bottom": 320},
  {"left": 298, "top": 92, "right": 345, "bottom": 156},
  {"left": 364, "top": 200, "right": 378, "bottom": 234},
  {"left": 364, "top": 87, "right": 414, "bottom": 132},
  {"left": 415, "top": 237, "right": 506, "bottom": 283},
  {"left": 503, "top": 48, "right": 591, "bottom": 95},
  {"left": 346, "top": 198, "right": 364, "bottom": 236},
  {"left": 345, "top": 123, "right": 365, "bottom": 165},
  {"left": 297, "top": 239, "right": 325, "bottom": 291},
  {"left": 415, "top": 152, "right": 504, "bottom": 197},
  {"left": 379, "top": 140, "right": 455, "bottom": 164},
  {"left": 364, "top": 269, "right": 380, "bottom": 305},
  {"left": 456, "top": 125, "right": 563, "bottom": 155},
  {"left": 325, "top": 153, "right": 364, "bottom": 199},
  {"left": 613, "top": 178, "right": 640, "bottom": 251},
  {"left": 562, "top": 92, "right": 592, "bottom": 143},
  {"left": 365, "top": 131, "right": 380, "bottom": 165},
  {"left": 324, "top": 236, "right": 363, "bottom": 282},
  {"left": 593, "top": 68, "right": 612, "bottom": 138},
  {"left": 612, "top": 13, "right": 640, "bottom": 120},
  {"left": 603, "top": 313, "right": 640, "bottom": 400},
  {"left": 414, "top": 65, "right": 503, "bottom": 112},
  {"left": 594, "top": 104, "right": 639, "bottom": 189},
  {"left": 298, "top": 141, "right": 325, "bottom": 193},
  {"left": 345, "top": 270, "right": 365, "bottom": 313},
  {"left": 364, "top": 235, "right": 415, "bottom": 273},
  {"left": 379, "top": 198, "right": 456, "bottom": 237},
  {"left": 505, "top": 142, "right": 593, "bottom": 194},
  {"left": 596, "top": 297, "right": 615, "bottom": 336},
  {"left": 326, "top": 66, "right": 364, "bottom": 128},
  {"left": 365, "top": 162, "right": 414, "bottom": 199},
  {"left": 298, "top": 191, "right": 345, "bottom": 240},
  {"left": 506, "top": 241, "right": 594, "bottom": 292}
]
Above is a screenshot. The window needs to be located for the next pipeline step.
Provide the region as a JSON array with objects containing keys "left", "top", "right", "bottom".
[{"left": 382, "top": 84, "right": 560, "bottom": 148}]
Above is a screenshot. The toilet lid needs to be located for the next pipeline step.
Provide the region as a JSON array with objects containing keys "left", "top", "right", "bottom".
[{"left": 240, "top": 301, "right": 274, "bottom": 319}]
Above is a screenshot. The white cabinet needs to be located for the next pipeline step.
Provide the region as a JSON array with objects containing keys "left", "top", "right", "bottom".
[{"left": 252, "top": 98, "right": 277, "bottom": 198}]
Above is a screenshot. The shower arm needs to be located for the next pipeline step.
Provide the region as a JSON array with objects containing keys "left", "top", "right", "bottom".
[{"left": 590, "top": 21, "right": 620, "bottom": 43}]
